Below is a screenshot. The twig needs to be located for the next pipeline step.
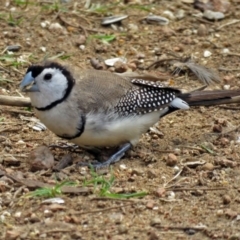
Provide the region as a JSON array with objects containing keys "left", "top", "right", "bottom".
[
  {"left": 225, "top": 52, "right": 240, "bottom": 57},
  {"left": 154, "top": 225, "right": 207, "bottom": 231},
  {"left": 145, "top": 58, "right": 179, "bottom": 70},
  {"left": 217, "top": 19, "right": 240, "bottom": 30},
  {"left": 0, "top": 95, "right": 31, "bottom": 107},
  {"left": 169, "top": 187, "right": 227, "bottom": 191}
]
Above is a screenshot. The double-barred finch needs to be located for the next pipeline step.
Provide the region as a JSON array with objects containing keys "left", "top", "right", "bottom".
[{"left": 19, "top": 62, "right": 240, "bottom": 168}]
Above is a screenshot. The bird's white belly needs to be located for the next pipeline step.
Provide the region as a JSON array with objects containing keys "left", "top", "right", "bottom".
[{"left": 71, "top": 111, "right": 161, "bottom": 147}]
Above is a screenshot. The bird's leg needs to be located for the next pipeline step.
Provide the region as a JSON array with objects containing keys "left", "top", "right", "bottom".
[{"left": 78, "top": 142, "right": 132, "bottom": 168}]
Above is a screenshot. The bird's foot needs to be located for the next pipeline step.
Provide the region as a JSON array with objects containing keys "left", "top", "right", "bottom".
[{"left": 77, "top": 143, "right": 132, "bottom": 169}]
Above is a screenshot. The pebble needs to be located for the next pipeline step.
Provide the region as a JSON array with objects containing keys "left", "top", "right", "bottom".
[
  {"left": 202, "top": 162, "right": 215, "bottom": 171},
  {"left": 197, "top": 24, "right": 208, "bottom": 36},
  {"left": 119, "top": 164, "right": 127, "bottom": 170},
  {"left": 163, "top": 10, "right": 175, "bottom": 20},
  {"left": 44, "top": 209, "right": 53, "bottom": 217},
  {"left": 168, "top": 191, "right": 175, "bottom": 200},
  {"left": 128, "top": 23, "right": 139, "bottom": 32},
  {"left": 223, "top": 85, "right": 230, "bottom": 90},
  {"left": 14, "top": 212, "right": 22, "bottom": 218},
  {"left": 146, "top": 200, "right": 155, "bottom": 209},
  {"left": 40, "top": 21, "right": 50, "bottom": 28},
  {"left": 40, "top": 46, "right": 46, "bottom": 52},
  {"left": 223, "top": 195, "right": 231, "bottom": 205},
  {"left": 49, "top": 22, "right": 63, "bottom": 30},
  {"left": 79, "top": 45, "right": 85, "bottom": 50},
  {"left": 114, "top": 61, "right": 128, "bottom": 73},
  {"left": 203, "top": 10, "right": 225, "bottom": 20},
  {"left": 150, "top": 217, "right": 161, "bottom": 226},
  {"left": 216, "top": 209, "right": 224, "bottom": 216},
  {"left": 29, "top": 146, "right": 54, "bottom": 171},
  {"left": 176, "top": 9, "right": 185, "bottom": 19},
  {"left": 203, "top": 50, "right": 212, "bottom": 57},
  {"left": 222, "top": 48, "right": 230, "bottom": 54},
  {"left": 166, "top": 153, "right": 178, "bottom": 166},
  {"left": 213, "top": 124, "right": 222, "bottom": 133},
  {"left": 173, "top": 165, "right": 180, "bottom": 174},
  {"left": 118, "top": 224, "right": 128, "bottom": 234}
]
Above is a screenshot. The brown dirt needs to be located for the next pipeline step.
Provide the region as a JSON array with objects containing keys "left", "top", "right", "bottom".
[{"left": 1, "top": 0, "right": 240, "bottom": 239}]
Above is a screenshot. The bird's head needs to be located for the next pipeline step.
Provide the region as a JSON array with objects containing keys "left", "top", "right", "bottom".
[{"left": 19, "top": 62, "right": 75, "bottom": 109}]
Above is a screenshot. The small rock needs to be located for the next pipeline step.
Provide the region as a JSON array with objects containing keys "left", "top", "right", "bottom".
[
  {"left": 219, "top": 137, "right": 229, "bottom": 146},
  {"left": 202, "top": 162, "right": 215, "bottom": 171},
  {"left": 146, "top": 169, "right": 157, "bottom": 178},
  {"left": 163, "top": 10, "right": 175, "bottom": 20},
  {"left": 166, "top": 153, "right": 178, "bottom": 166},
  {"left": 155, "top": 187, "right": 166, "bottom": 197},
  {"left": 223, "top": 85, "right": 230, "bottom": 90},
  {"left": 225, "top": 208, "right": 238, "bottom": 219},
  {"left": 49, "top": 22, "right": 63, "bottom": 31},
  {"left": 203, "top": 50, "right": 212, "bottom": 58},
  {"left": 29, "top": 146, "right": 54, "bottom": 171},
  {"left": 114, "top": 61, "right": 128, "bottom": 73},
  {"left": 44, "top": 209, "right": 53, "bottom": 217},
  {"left": 146, "top": 200, "right": 155, "bottom": 209},
  {"left": 108, "top": 213, "right": 123, "bottom": 224},
  {"left": 128, "top": 23, "right": 139, "bottom": 32},
  {"left": 119, "top": 164, "right": 127, "bottom": 170},
  {"left": 197, "top": 24, "right": 208, "bottom": 36},
  {"left": 40, "top": 46, "right": 46, "bottom": 52},
  {"left": 176, "top": 9, "right": 185, "bottom": 19},
  {"left": 75, "top": 35, "right": 86, "bottom": 45},
  {"left": 223, "top": 195, "right": 231, "bottom": 205},
  {"left": 167, "top": 191, "right": 175, "bottom": 200},
  {"left": 14, "top": 212, "right": 22, "bottom": 218},
  {"left": 216, "top": 209, "right": 224, "bottom": 216},
  {"left": 118, "top": 224, "right": 128, "bottom": 234},
  {"left": 212, "top": 124, "right": 222, "bottom": 133},
  {"left": 150, "top": 217, "right": 161, "bottom": 226},
  {"left": 203, "top": 10, "right": 225, "bottom": 20}
]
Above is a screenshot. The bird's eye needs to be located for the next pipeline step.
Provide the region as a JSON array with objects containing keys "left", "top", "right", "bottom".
[{"left": 44, "top": 73, "right": 52, "bottom": 81}]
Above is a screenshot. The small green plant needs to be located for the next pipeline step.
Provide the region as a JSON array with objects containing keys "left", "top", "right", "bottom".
[
  {"left": 40, "top": 0, "right": 68, "bottom": 13},
  {"left": 88, "top": 34, "right": 116, "bottom": 44},
  {"left": 84, "top": 166, "right": 147, "bottom": 199},
  {"left": 7, "top": 12, "right": 23, "bottom": 26},
  {"left": 87, "top": 2, "right": 120, "bottom": 14},
  {"left": 13, "top": 0, "right": 29, "bottom": 8},
  {"left": 27, "top": 180, "right": 76, "bottom": 198}
]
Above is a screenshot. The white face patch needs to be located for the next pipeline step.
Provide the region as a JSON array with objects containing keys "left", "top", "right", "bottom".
[{"left": 29, "top": 68, "right": 69, "bottom": 108}]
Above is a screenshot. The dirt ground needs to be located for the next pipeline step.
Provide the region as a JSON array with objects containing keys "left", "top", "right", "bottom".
[{"left": 1, "top": 0, "right": 240, "bottom": 239}]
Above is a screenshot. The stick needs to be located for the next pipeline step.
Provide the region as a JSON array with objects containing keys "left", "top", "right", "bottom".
[{"left": 0, "top": 95, "right": 31, "bottom": 107}]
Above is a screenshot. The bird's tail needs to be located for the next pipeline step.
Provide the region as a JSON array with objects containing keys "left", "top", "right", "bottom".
[{"left": 179, "top": 89, "right": 240, "bottom": 106}]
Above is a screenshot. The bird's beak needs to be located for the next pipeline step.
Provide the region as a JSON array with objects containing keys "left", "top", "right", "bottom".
[{"left": 20, "top": 71, "right": 40, "bottom": 92}]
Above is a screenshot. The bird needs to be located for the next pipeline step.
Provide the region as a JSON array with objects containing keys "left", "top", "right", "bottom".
[{"left": 19, "top": 61, "right": 240, "bottom": 168}]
